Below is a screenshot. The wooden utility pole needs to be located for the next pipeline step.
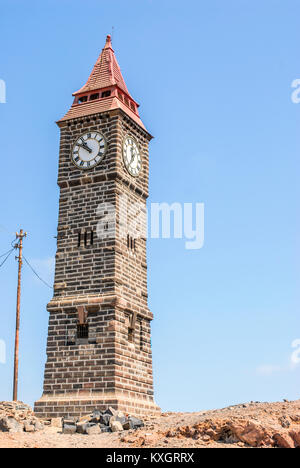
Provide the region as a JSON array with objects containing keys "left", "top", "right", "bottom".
[{"left": 13, "top": 229, "right": 27, "bottom": 402}]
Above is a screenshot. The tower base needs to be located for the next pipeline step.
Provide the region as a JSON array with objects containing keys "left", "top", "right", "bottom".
[{"left": 34, "top": 392, "right": 161, "bottom": 419}]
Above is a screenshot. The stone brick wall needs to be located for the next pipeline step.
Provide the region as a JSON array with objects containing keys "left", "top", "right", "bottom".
[{"left": 34, "top": 109, "right": 160, "bottom": 418}]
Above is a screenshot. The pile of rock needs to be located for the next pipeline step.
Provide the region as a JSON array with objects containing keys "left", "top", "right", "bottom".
[
  {"left": 62, "top": 407, "right": 144, "bottom": 435},
  {"left": 0, "top": 401, "right": 44, "bottom": 433}
]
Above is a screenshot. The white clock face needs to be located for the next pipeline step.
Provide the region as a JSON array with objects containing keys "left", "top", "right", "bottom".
[
  {"left": 72, "top": 132, "right": 107, "bottom": 170},
  {"left": 123, "top": 136, "right": 142, "bottom": 177}
]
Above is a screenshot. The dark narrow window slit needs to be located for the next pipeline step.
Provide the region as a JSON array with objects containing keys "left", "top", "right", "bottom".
[{"left": 77, "top": 324, "right": 89, "bottom": 339}]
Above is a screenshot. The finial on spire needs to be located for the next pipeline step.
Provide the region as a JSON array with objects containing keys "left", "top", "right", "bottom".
[{"left": 104, "top": 34, "right": 113, "bottom": 50}]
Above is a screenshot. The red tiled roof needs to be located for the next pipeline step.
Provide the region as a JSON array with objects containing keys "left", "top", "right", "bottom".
[
  {"left": 73, "top": 35, "right": 131, "bottom": 97},
  {"left": 59, "top": 96, "right": 147, "bottom": 130},
  {"left": 58, "top": 35, "right": 148, "bottom": 132}
]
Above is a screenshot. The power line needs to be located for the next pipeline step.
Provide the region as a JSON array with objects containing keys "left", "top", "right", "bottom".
[
  {"left": 0, "top": 238, "right": 53, "bottom": 289},
  {"left": 0, "top": 249, "right": 14, "bottom": 268},
  {"left": 23, "top": 255, "right": 53, "bottom": 289},
  {"left": 0, "top": 248, "right": 15, "bottom": 259}
]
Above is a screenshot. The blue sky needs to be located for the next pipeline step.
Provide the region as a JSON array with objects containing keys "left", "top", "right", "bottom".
[{"left": 0, "top": 0, "right": 300, "bottom": 411}]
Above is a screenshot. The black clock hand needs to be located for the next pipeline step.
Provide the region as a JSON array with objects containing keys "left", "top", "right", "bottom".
[
  {"left": 130, "top": 147, "right": 136, "bottom": 164},
  {"left": 80, "top": 138, "right": 91, "bottom": 148},
  {"left": 78, "top": 142, "right": 92, "bottom": 154}
]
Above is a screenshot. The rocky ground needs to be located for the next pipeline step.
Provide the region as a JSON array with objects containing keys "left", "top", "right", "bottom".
[{"left": 1, "top": 399, "right": 300, "bottom": 448}]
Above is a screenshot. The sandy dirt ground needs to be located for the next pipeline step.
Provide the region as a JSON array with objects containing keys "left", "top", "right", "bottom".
[{"left": 1, "top": 400, "right": 300, "bottom": 448}]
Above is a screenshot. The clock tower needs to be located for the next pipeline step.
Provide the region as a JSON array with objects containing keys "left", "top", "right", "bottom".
[{"left": 34, "top": 35, "right": 160, "bottom": 418}]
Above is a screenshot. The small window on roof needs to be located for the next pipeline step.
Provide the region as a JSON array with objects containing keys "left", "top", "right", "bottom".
[
  {"left": 78, "top": 96, "right": 88, "bottom": 103},
  {"left": 90, "top": 93, "right": 99, "bottom": 101},
  {"left": 118, "top": 91, "right": 123, "bottom": 101},
  {"left": 102, "top": 90, "right": 111, "bottom": 98},
  {"left": 124, "top": 97, "right": 129, "bottom": 106},
  {"left": 130, "top": 102, "right": 136, "bottom": 112}
]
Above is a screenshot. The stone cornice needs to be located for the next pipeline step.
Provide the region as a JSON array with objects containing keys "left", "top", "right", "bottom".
[{"left": 47, "top": 294, "right": 153, "bottom": 320}]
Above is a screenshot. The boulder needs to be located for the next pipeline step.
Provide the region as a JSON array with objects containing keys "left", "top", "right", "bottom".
[
  {"left": 76, "top": 423, "right": 88, "bottom": 434},
  {"left": 34, "top": 421, "right": 44, "bottom": 431},
  {"left": 291, "top": 414, "right": 300, "bottom": 423},
  {"left": 110, "top": 412, "right": 126, "bottom": 426},
  {"left": 76, "top": 422, "right": 103, "bottom": 435},
  {"left": 51, "top": 418, "right": 62, "bottom": 428},
  {"left": 100, "top": 413, "right": 111, "bottom": 426},
  {"left": 129, "top": 416, "right": 144, "bottom": 430},
  {"left": 273, "top": 432, "right": 295, "bottom": 448},
  {"left": 279, "top": 416, "right": 290, "bottom": 428},
  {"left": 0, "top": 417, "right": 23, "bottom": 433},
  {"left": 122, "top": 420, "right": 133, "bottom": 431},
  {"left": 289, "top": 430, "right": 300, "bottom": 447},
  {"left": 228, "top": 420, "right": 274, "bottom": 447},
  {"left": 86, "top": 424, "right": 101, "bottom": 435},
  {"left": 24, "top": 423, "right": 35, "bottom": 433},
  {"left": 62, "top": 424, "right": 77, "bottom": 435},
  {"left": 111, "top": 421, "right": 123, "bottom": 432}
]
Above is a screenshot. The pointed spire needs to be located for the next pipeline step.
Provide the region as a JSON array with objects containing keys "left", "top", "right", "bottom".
[
  {"left": 59, "top": 35, "right": 148, "bottom": 132},
  {"left": 73, "top": 34, "right": 131, "bottom": 97}
]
